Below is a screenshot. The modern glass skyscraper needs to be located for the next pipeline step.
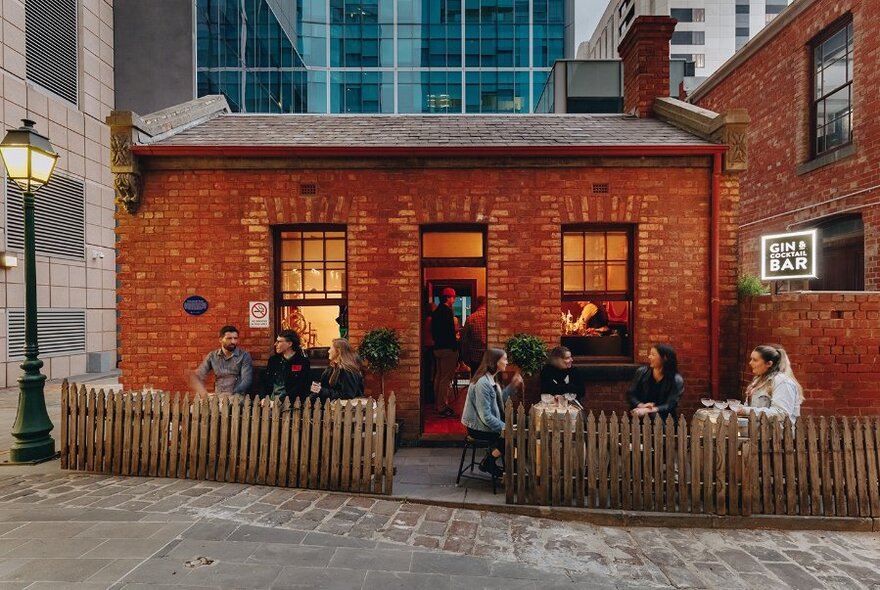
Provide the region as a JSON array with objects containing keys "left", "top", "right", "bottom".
[{"left": 196, "top": 0, "right": 568, "bottom": 113}]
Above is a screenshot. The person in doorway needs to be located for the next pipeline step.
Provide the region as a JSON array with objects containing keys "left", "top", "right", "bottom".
[
  {"left": 263, "top": 330, "right": 311, "bottom": 402},
  {"left": 626, "top": 343, "right": 684, "bottom": 421},
  {"left": 310, "top": 338, "right": 365, "bottom": 401},
  {"left": 735, "top": 344, "right": 803, "bottom": 425},
  {"left": 191, "top": 325, "right": 253, "bottom": 395},
  {"left": 460, "top": 348, "right": 523, "bottom": 477},
  {"left": 539, "top": 346, "right": 585, "bottom": 403},
  {"left": 432, "top": 287, "right": 459, "bottom": 417},
  {"left": 460, "top": 296, "right": 488, "bottom": 373}
]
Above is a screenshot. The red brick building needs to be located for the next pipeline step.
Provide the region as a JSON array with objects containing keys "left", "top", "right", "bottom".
[
  {"left": 690, "top": 0, "right": 880, "bottom": 414},
  {"left": 109, "top": 18, "right": 748, "bottom": 440}
]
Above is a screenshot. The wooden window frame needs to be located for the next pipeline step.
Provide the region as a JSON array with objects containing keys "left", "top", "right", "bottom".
[{"left": 810, "top": 14, "right": 854, "bottom": 159}]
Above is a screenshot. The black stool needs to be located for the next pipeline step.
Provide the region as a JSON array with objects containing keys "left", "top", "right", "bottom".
[{"left": 456, "top": 435, "right": 502, "bottom": 494}]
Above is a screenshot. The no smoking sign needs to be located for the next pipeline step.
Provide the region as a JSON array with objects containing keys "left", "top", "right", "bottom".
[{"left": 249, "top": 301, "right": 270, "bottom": 328}]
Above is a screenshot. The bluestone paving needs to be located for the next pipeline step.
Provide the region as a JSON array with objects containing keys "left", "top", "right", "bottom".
[
  {"left": 328, "top": 547, "right": 413, "bottom": 571},
  {"left": 244, "top": 543, "right": 331, "bottom": 567},
  {"left": 270, "top": 567, "right": 366, "bottom": 590}
]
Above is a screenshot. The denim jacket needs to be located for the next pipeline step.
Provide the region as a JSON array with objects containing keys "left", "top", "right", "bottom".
[{"left": 461, "top": 373, "right": 516, "bottom": 433}]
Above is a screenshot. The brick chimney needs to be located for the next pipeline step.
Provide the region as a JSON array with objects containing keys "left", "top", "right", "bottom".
[{"left": 617, "top": 16, "right": 677, "bottom": 118}]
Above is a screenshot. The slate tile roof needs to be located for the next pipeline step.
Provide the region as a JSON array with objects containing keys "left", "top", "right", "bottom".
[{"left": 153, "top": 114, "right": 712, "bottom": 147}]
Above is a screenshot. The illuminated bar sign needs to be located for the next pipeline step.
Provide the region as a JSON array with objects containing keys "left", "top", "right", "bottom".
[{"left": 761, "top": 229, "right": 817, "bottom": 280}]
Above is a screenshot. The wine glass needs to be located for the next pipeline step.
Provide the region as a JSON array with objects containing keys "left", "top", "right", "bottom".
[
  {"left": 563, "top": 393, "right": 576, "bottom": 405},
  {"left": 700, "top": 398, "right": 714, "bottom": 408},
  {"left": 713, "top": 400, "right": 729, "bottom": 411},
  {"left": 727, "top": 399, "right": 742, "bottom": 412},
  {"left": 541, "top": 394, "right": 553, "bottom": 405}
]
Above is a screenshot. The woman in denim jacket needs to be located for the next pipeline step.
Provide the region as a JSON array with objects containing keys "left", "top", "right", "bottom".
[{"left": 460, "top": 348, "right": 523, "bottom": 476}]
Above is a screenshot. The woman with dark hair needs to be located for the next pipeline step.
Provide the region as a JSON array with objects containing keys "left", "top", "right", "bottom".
[
  {"left": 460, "top": 348, "right": 523, "bottom": 476},
  {"left": 626, "top": 343, "right": 684, "bottom": 421},
  {"left": 263, "top": 329, "right": 311, "bottom": 401},
  {"left": 735, "top": 344, "right": 803, "bottom": 424},
  {"left": 310, "top": 338, "right": 365, "bottom": 401},
  {"left": 539, "top": 346, "right": 585, "bottom": 402}
]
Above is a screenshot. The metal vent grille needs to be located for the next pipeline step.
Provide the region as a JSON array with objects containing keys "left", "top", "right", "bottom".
[
  {"left": 25, "top": 0, "right": 79, "bottom": 104},
  {"left": 6, "top": 175, "right": 85, "bottom": 260},
  {"left": 592, "top": 183, "right": 610, "bottom": 194},
  {"left": 299, "top": 183, "right": 317, "bottom": 195},
  {"left": 7, "top": 309, "right": 86, "bottom": 360}
]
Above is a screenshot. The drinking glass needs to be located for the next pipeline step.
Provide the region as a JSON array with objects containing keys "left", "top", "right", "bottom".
[
  {"left": 727, "top": 399, "right": 742, "bottom": 412},
  {"left": 563, "top": 393, "right": 576, "bottom": 404},
  {"left": 541, "top": 394, "right": 553, "bottom": 405},
  {"left": 700, "top": 398, "right": 714, "bottom": 408},
  {"left": 713, "top": 400, "right": 729, "bottom": 410}
]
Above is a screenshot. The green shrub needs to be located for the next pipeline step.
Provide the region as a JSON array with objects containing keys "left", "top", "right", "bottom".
[
  {"left": 737, "top": 274, "right": 767, "bottom": 298},
  {"left": 358, "top": 328, "right": 401, "bottom": 396},
  {"left": 504, "top": 333, "right": 548, "bottom": 377}
]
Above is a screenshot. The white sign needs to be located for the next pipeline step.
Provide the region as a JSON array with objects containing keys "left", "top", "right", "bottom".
[
  {"left": 760, "top": 229, "right": 817, "bottom": 280},
  {"left": 249, "top": 301, "right": 270, "bottom": 328}
]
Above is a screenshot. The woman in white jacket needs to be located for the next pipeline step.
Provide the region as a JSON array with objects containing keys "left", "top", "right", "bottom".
[
  {"left": 736, "top": 344, "right": 804, "bottom": 425},
  {"left": 460, "top": 348, "right": 523, "bottom": 476}
]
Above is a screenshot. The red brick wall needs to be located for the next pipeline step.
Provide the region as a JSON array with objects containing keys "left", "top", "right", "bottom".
[
  {"left": 692, "top": 0, "right": 879, "bottom": 289},
  {"left": 740, "top": 293, "right": 880, "bottom": 415},
  {"left": 117, "top": 161, "right": 739, "bottom": 438}
]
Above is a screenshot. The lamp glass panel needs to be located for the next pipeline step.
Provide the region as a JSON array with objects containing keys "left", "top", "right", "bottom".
[
  {"left": 0, "top": 146, "right": 29, "bottom": 180},
  {"left": 30, "top": 150, "right": 58, "bottom": 186}
]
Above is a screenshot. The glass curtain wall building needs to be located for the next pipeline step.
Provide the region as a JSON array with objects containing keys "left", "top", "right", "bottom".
[{"left": 197, "top": 0, "right": 567, "bottom": 113}]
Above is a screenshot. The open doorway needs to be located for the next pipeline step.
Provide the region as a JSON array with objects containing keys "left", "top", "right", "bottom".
[{"left": 420, "top": 226, "right": 487, "bottom": 441}]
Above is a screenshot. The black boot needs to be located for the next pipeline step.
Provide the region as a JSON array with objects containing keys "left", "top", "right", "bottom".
[{"left": 478, "top": 452, "right": 493, "bottom": 473}]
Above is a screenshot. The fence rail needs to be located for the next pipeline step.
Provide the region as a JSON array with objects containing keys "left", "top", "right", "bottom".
[
  {"left": 504, "top": 401, "right": 880, "bottom": 517},
  {"left": 59, "top": 381, "right": 396, "bottom": 495}
]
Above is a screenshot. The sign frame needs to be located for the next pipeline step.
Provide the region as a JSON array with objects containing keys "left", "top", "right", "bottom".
[
  {"left": 249, "top": 301, "right": 270, "bottom": 329},
  {"left": 182, "top": 295, "right": 209, "bottom": 316},
  {"left": 760, "top": 229, "right": 818, "bottom": 281}
]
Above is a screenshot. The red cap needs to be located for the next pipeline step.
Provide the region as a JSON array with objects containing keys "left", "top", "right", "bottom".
[{"left": 441, "top": 287, "right": 456, "bottom": 297}]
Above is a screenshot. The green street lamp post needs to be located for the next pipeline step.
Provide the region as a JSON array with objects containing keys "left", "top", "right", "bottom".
[{"left": 0, "top": 119, "right": 59, "bottom": 463}]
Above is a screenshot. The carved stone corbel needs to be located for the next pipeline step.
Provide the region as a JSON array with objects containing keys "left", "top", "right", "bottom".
[
  {"left": 709, "top": 110, "right": 749, "bottom": 173},
  {"left": 107, "top": 113, "right": 144, "bottom": 214},
  {"left": 114, "top": 172, "right": 142, "bottom": 214}
]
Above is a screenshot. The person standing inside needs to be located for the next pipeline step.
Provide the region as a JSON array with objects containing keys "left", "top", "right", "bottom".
[
  {"left": 460, "top": 296, "right": 488, "bottom": 373},
  {"left": 432, "top": 287, "right": 459, "bottom": 417},
  {"left": 263, "top": 330, "right": 311, "bottom": 402},
  {"left": 191, "top": 325, "right": 253, "bottom": 395}
]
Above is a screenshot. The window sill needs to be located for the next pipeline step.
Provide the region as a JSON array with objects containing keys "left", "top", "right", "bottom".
[
  {"left": 796, "top": 143, "right": 857, "bottom": 176},
  {"left": 573, "top": 362, "right": 640, "bottom": 382}
]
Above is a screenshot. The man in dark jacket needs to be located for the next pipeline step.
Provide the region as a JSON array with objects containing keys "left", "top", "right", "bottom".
[
  {"left": 263, "top": 330, "right": 311, "bottom": 401},
  {"left": 431, "top": 287, "right": 459, "bottom": 417}
]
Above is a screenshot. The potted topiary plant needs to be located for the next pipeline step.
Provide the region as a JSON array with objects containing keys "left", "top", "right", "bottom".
[
  {"left": 505, "top": 333, "right": 548, "bottom": 407},
  {"left": 358, "top": 327, "right": 401, "bottom": 397}
]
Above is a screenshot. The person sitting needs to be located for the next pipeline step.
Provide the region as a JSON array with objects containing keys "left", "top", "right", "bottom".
[
  {"left": 263, "top": 330, "right": 311, "bottom": 402},
  {"left": 627, "top": 343, "right": 684, "bottom": 421},
  {"left": 735, "top": 344, "right": 803, "bottom": 425},
  {"left": 539, "top": 346, "right": 585, "bottom": 404},
  {"left": 460, "top": 348, "right": 523, "bottom": 477},
  {"left": 310, "top": 338, "right": 365, "bottom": 401}
]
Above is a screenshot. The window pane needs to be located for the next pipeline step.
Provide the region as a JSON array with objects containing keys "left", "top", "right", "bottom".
[
  {"left": 560, "top": 300, "right": 630, "bottom": 357},
  {"left": 821, "top": 27, "right": 848, "bottom": 64},
  {"left": 563, "top": 263, "right": 584, "bottom": 292},
  {"left": 326, "top": 263, "right": 345, "bottom": 291},
  {"left": 820, "top": 57, "right": 847, "bottom": 97},
  {"left": 607, "top": 233, "right": 628, "bottom": 260},
  {"left": 326, "top": 239, "right": 345, "bottom": 261},
  {"left": 303, "top": 239, "right": 324, "bottom": 260},
  {"left": 422, "top": 232, "right": 483, "bottom": 257},
  {"left": 280, "top": 304, "right": 342, "bottom": 348},
  {"left": 281, "top": 264, "right": 302, "bottom": 292},
  {"left": 607, "top": 262, "right": 628, "bottom": 291},
  {"left": 281, "top": 238, "right": 302, "bottom": 261},
  {"left": 304, "top": 268, "right": 324, "bottom": 292},
  {"left": 584, "top": 234, "right": 606, "bottom": 260},
  {"left": 563, "top": 233, "right": 584, "bottom": 261},
  {"left": 585, "top": 262, "right": 606, "bottom": 290}
]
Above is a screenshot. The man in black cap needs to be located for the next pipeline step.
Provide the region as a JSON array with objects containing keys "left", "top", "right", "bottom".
[{"left": 431, "top": 287, "right": 459, "bottom": 417}]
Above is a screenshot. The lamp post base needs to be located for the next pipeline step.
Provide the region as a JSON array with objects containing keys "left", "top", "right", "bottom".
[
  {"left": 9, "top": 362, "right": 56, "bottom": 465},
  {"left": 7, "top": 442, "right": 57, "bottom": 464}
]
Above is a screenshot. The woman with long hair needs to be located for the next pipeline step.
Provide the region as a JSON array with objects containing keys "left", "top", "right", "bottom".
[
  {"left": 539, "top": 346, "right": 585, "bottom": 402},
  {"left": 310, "top": 338, "right": 365, "bottom": 401},
  {"left": 460, "top": 347, "right": 523, "bottom": 476},
  {"left": 626, "top": 343, "right": 684, "bottom": 421},
  {"left": 735, "top": 344, "right": 803, "bottom": 423}
]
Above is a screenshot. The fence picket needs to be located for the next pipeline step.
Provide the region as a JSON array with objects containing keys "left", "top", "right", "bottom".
[
  {"left": 864, "top": 417, "right": 880, "bottom": 518},
  {"left": 759, "top": 415, "right": 772, "bottom": 514},
  {"left": 277, "top": 398, "right": 291, "bottom": 487},
  {"left": 830, "top": 417, "right": 845, "bottom": 516},
  {"left": 352, "top": 401, "right": 365, "bottom": 493},
  {"left": 216, "top": 396, "right": 230, "bottom": 482},
  {"left": 677, "top": 416, "right": 688, "bottom": 513},
  {"left": 85, "top": 389, "right": 96, "bottom": 471},
  {"left": 690, "top": 418, "right": 702, "bottom": 513},
  {"left": 643, "top": 417, "right": 654, "bottom": 511},
  {"left": 853, "top": 417, "right": 870, "bottom": 517},
  {"left": 741, "top": 440, "right": 753, "bottom": 516},
  {"left": 384, "top": 394, "right": 396, "bottom": 495},
  {"left": 665, "top": 417, "right": 675, "bottom": 512},
  {"left": 228, "top": 395, "right": 242, "bottom": 482},
  {"left": 608, "top": 413, "right": 620, "bottom": 509},
  {"left": 772, "top": 417, "right": 784, "bottom": 515},
  {"left": 819, "top": 417, "right": 832, "bottom": 516},
  {"left": 203, "top": 395, "right": 218, "bottom": 481},
  {"left": 95, "top": 390, "right": 106, "bottom": 473},
  {"left": 715, "top": 419, "right": 727, "bottom": 516},
  {"left": 373, "top": 397, "right": 386, "bottom": 494},
  {"left": 308, "top": 400, "right": 322, "bottom": 489},
  {"left": 237, "top": 396, "right": 252, "bottom": 483},
  {"left": 196, "top": 395, "right": 210, "bottom": 480},
  {"left": 805, "top": 416, "right": 820, "bottom": 516},
  {"left": 362, "top": 397, "right": 375, "bottom": 493},
  {"left": 585, "top": 412, "right": 597, "bottom": 508},
  {"left": 842, "top": 417, "right": 858, "bottom": 516},
  {"left": 60, "top": 381, "right": 70, "bottom": 468},
  {"left": 505, "top": 400, "right": 515, "bottom": 503},
  {"left": 246, "top": 397, "right": 262, "bottom": 484},
  {"left": 186, "top": 394, "right": 201, "bottom": 481},
  {"left": 631, "top": 415, "right": 643, "bottom": 510},
  {"left": 289, "top": 398, "right": 303, "bottom": 488},
  {"left": 703, "top": 417, "right": 714, "bottom": 514},
  {"left": 795, "top": 416, "right": 809, "bottom": 515},
  {"left": 268, "top": 398, "right": 282, "bottom": 486},
  {"left": 621, "top": 416, "right": 631, "bottom": 510},
  {"left": 121, "top": 392, "right": 134, "bottom": 476},
  {"left": 574, "top": 411, "right": 585, "bottom": 508},
  {"left": 783, "top": 417, "right": 796, "bottom": 515},
  {"left": 256, "top": 399, "right": 270, "bottom": 484},
  {"left": 139, "top": 392, "right": 152, "bottom": 476}
]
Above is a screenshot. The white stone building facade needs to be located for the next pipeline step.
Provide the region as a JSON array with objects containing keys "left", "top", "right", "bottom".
[{"left": 0, "top": 0, "right": 116, "bottom": 386}]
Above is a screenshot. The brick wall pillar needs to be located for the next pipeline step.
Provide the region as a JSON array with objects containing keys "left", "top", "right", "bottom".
[{"left": 618, "top": 16, "right": 677, "bottom": 118}]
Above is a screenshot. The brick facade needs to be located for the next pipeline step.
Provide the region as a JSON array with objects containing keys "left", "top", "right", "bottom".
[
  {"left": 619, "top": 16, "right": 678, "bottom": 118},
  {"left": 117, "top": 159, "right": 740, "bottom": 439},
  {"left": 691, "top": 0, "right": 880, "bottom": 413}
]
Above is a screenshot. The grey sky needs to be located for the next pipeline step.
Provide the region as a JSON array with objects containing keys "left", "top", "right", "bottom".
[{"left": 575, "top": 0, "right": 611, "bottom": 50}]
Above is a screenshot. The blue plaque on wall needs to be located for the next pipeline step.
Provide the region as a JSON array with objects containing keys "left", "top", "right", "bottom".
[{"left": 183, "top": 295, "right": 209, "bottom": 316}]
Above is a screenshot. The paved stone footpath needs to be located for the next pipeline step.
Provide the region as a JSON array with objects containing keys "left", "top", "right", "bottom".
[{"left": 0, "top": 472, "right": 879, "bottom": 589}]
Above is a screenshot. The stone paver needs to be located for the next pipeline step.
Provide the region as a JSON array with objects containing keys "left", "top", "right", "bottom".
[{"left": 0, "top": 471, "right": 877, "bottom": 588}]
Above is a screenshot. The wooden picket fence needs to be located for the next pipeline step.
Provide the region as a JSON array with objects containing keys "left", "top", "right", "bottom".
[
  {"left": 59, "top": 381, "right": 396, "bottom": 495},
  {"left": 504, "top": 401, "right": 880, "bottom": 518}
]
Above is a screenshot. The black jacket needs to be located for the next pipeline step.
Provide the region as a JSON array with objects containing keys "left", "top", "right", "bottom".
[
  {"left": 430, "top": 303, "right": 457, "bottom": 351},
  {"left": 539, "top": 364, "right": 586, "bottom": 399},
  {"left": 316, "top": 366, "right": 365, "bottom": 401},
  {"left": 626, "top": 365, "right": 684, "bottom": 421},
  {"left": 263, "top": 351, "right": 311, "bottom": 401}
]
